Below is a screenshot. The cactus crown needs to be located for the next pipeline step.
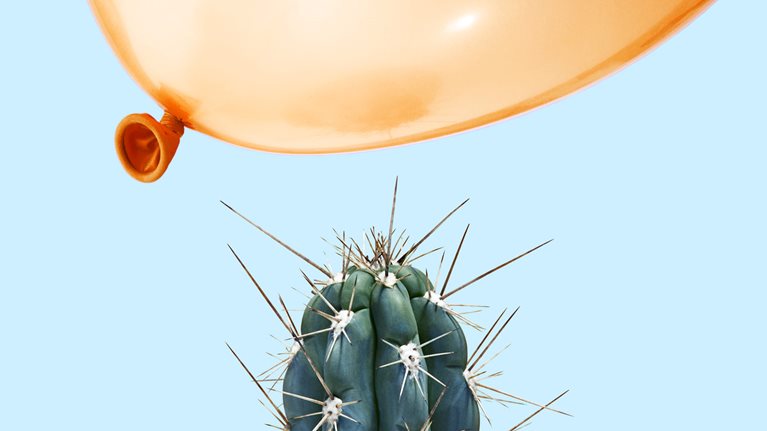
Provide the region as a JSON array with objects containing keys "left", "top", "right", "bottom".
[{"left": 223, "top": 181, "right": 568, "bottom": 431}]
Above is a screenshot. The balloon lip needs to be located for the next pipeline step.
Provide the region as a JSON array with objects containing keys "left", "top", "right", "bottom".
[
  {"left": 91, "top": 0, "right": 715, "bottom": 156},
  {"left": 115, "top": 113, "right": 183, "bottom": 182}
]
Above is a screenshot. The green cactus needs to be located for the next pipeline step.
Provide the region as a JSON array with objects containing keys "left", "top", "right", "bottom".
[{"left": 222, "top": 184, "right": 568, "bottom": 431}]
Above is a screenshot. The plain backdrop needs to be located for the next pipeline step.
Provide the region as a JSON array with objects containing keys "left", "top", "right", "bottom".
[{"left": 1, "top": 2, "right": 765, "bottom": 430}]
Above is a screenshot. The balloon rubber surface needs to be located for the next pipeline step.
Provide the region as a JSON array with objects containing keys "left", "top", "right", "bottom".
[{"left": 91, "top": 0, "right": 713, "bottom": 154}]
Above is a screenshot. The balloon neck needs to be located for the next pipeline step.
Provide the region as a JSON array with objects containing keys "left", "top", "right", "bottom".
[
  {"left": 115, "top": 111, "right": 185, "bottom": 182},
  {"left": 159, "top": 112, "right": 184, "bottom": 136}
]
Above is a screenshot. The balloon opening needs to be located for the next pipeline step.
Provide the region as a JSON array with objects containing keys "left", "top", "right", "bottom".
[
  {"left": 115, "top": 113, "right": 184, "bottom": 182},
  {"left": 123, "top": 122, "right": 161, "bottom": 174}
]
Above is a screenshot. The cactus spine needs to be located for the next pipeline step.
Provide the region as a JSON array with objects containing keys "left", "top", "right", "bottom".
[{"left": 223, "top": 183, "right": 568, "bottom": 431}]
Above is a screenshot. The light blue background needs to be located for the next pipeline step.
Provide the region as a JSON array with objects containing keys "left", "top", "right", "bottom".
[{"left": 1, "top": 2, "right": 765, "bottom": 430}]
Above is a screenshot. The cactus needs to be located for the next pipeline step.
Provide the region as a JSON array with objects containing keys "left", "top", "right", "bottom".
[{"left": 223, "top": 182, "right": 568, "bottom": 431}]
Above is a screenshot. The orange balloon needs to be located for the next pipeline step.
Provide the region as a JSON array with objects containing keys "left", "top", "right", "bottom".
[{"left": 90, "top": 0, "right": 713, "bottom": 181}]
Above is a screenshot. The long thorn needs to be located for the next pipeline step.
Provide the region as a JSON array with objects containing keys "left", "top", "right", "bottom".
[
  {"left": 294, "top": 327, "right": 334, "bottom": 340},
  {"left": 467, "top": 309, "right": 507, "bottom": 365},
  {"left": 404, "top": 247, "right": 443, "bottom": 266},
  {"left": 392, "top": 231, "right": 408, "bottom": 263},
  {"left": 476, "top": 392, "right": 492, "bottom": 425},
  {"left": 348, "top": 278, "right": 358, "bottom": 311},
  {"left": 508, "top": 390, "right": 569, "bottom": 431},
  {"left": 270, "top": 306, "right": 332, "bottom": 398},
  {"left": 399, "top": 198, "right": 469, "bottom": 263},
  {"left": 387, "top": 177, "right": 398, "bottom": 266},
  {"left": 307, "top": 306, "right": 336, "bottom": 322},
  {"left": 278, "top": 295, "right": 300, "bottom": 338},
  {"left": 420, "top": 387, "right": 448, "bottom": 431},
  {"left": 441, "top": 224, "right": 470, "bottom": 296},
  {"left": 443, "top": 240, "right": 552, "bottom": 300},
  {"left": 222, "top": 201, "right": 332, "bottom": 278},
  {"left": 433, "top": 251, "right": 446, "bottom": 293},
  {"left": 478, "top": 384, "right": 572, "bottom": 417},
  {"left": 258, "top": 399, "right": 288, "bottom": 428},
  {"left": 474, "top": 343, "right": 512, "bottom": 373},
  {"left": 228, "top": 245, "right": 293, "bottom": 335},
  {"left": 300, "top": 270, "right": 338, "bottom": 314},
  {"left": 296, "top": 341, "right": 333, "bottom": 397},
  {"left": 469, "top": 307, "right": 519, "bottom": 371},
  {"left": 226, "top": 343, "right": 289, "bottom": 426}
]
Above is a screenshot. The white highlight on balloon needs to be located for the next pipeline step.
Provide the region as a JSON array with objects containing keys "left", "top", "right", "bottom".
[{"left": 448, "top": 14, "right": 477, "bottom": 32}]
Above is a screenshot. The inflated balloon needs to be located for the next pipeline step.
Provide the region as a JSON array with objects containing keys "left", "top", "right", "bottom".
[{"left": 90, "top": 0, "right": 713, "bottom": 181}]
